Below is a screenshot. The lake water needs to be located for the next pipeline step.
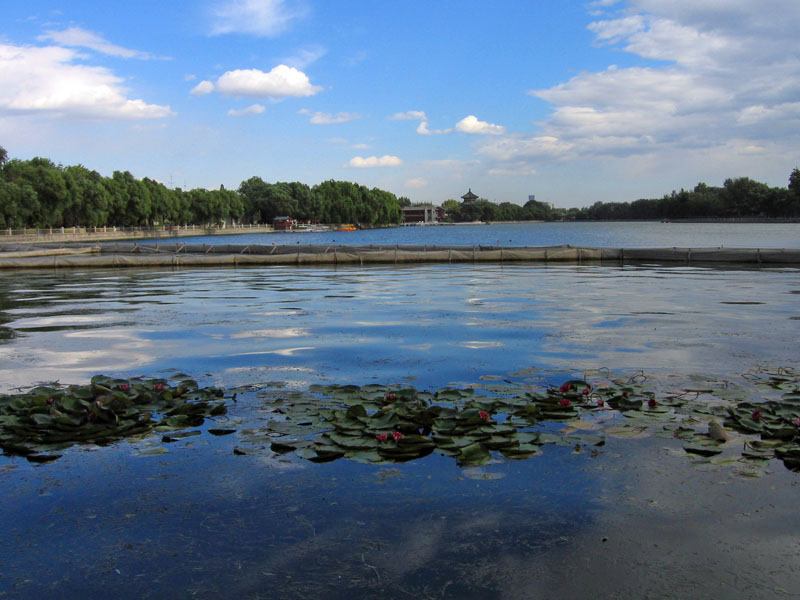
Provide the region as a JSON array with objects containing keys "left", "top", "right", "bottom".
[
  {"left": 2, "top": 223, "right": 800, "bottom": 599},
  {"left": 141, "top": 221, "right": 800, "bottom": 249}
]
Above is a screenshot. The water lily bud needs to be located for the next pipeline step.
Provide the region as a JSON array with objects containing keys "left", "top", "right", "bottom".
[
  {"left": 751, "top": 408, "right": 762, "bottom": 421},
  {"left": 375, "top": 433, "right": 388, "bottom": 442}
]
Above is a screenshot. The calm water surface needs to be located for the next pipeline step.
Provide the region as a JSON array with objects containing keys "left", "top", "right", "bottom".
[
  {"left": 1, "top": 262, "right": 799, "bottom": 599},
  {"left": 142, "top": 221, "right": 800, "bottom": 249}
]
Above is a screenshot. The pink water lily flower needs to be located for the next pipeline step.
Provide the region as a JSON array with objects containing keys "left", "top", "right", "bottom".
[
  {"left": 384, "top": 393, "right": 397, "bottom": 401},
  {"left": 558, "top": 398, "right": 571, "bottom": 407},
  {"left": 793, "top": 418, "right": 800, "bottom": 427},
  {"left": 392, "top": 431, "right": 404, "bottom": 441},
  {"left": 479, "top": 410, "right": 490, "bottom": 420},
  {"left": 559, "top": 382, "right": 571, "bottom": 393},
  {"left": 582, "top": 388, "right": 591, "bottom": 395},
  {"left": 375, "top": 433, "right": 388, "bottom": 442},
  {"left": 751, "top": 409, "right": 762, "bottom": 421},
  {"left": 119, "top": 384, "right": 129, "bottom": 391},
  {"left": 154, "top": 383, "right": 165, "bottom": 391},
  {"left": 597, "top": 398, "right": 604, "bottom": 407}
]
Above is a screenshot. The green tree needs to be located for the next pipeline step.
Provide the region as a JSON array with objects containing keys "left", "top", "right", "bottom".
[
  {"left": 63, "top": 165, "right": 111, "bottom": 226},
  {"left": 0, "top": 180, "right": 38, "bottom": 229},
  {"left": 238, "top": 176, "right": 271, "bottom": 223},
  {"left": 441, "top": 199, "right": 462, "bottom": 221},
  {"left": 2, "top": 157, "right": 68, "bottom": 227},
  {"left": 720, "top": 177, "right": 771, "bottom": 217},
  {"left": 788, "top": 168, "right": 800, "bottom": 216}
]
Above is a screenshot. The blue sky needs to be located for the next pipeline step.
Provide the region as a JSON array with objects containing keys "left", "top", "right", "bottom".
[{"left": 1, "top": 1, "right": 799, "bottom": 208}]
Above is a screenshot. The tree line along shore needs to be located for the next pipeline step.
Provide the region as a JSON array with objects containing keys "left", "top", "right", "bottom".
[{"left": 1, "top": 145, "right": 798, "bottom": 230}]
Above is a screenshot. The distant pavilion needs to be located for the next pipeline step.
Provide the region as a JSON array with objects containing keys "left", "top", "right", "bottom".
[{"left": 461, "top": 189, "right": 479, "bottom": 204}]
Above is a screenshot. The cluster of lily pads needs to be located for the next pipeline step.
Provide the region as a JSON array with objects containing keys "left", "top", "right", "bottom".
[
  {"left": 2, "top": 367, "right": 799, "bottom": 474},
  {"left": 0, "top": 374, "right": 226, "bottom": 462},
  {"left": 248, "top": 381, "right": 608, "bottom": 466},
  {"left": 237, "top": 368, "right": 800, "bottom": 472}
]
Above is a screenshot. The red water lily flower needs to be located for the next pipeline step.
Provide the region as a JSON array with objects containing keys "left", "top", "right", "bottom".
[
  {"left": 558, "top": 398, "right": 571, "bottom": 407},
  {"left": 559, "top": 382, "right": 571, "bottom": 393},
  {"left": 392, "top": 431, "right": 404, "bottom": 441},
  {"left": 582, "top": 388, "right": 591, "bottom": 395},
  {"left": 46, "top": 397, "right": 54, "bottom": 405},
  {"left": 375, "top": 433, "right": 388, "bottom": 442},
  {"left": 119, "top": 384, "right": 129, "bottom": 391},
  {"left": 154, "top": 383, "right": 165, "bottom": 391},
  {"left": 648, "top": 397, "right": 658, "bottom": 408},
  {"left": 596, "top": 398, "right": 604, "bottom": 407},
  {"left": 384, "top": 393, "right": 397, "bottom": 401},
  {"left": 793, "top": 418, "right": 800, "bottom": 427},
  {"left": 479, "top": 410, "right": 490, "bottom": 420},
  {"left": 751, "top": 409, "right": 762, "bottom": 421}
]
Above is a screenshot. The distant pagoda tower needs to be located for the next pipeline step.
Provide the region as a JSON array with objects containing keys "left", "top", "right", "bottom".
[{"left": 461, "top": 188, "right": 479, "bottom": 204}]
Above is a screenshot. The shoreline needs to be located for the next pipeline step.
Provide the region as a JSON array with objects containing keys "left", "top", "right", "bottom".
[{"left": 0, "top": 225, "right": 277, "bottom": 244}]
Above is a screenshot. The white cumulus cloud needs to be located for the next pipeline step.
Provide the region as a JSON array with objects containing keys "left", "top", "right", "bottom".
[
  {"left": 228, "top": 103, "right": 265, "bottom": 116},
  {"left": 416, "top": 121, "right": 451, "bottom": 135},
  {"left": 0, "top": 42, "right": 173, "bottom": 120},
  {"left": 190, "top": 80, "right": 215, "bottom": 96},
  {"left": 209, "top": 0, "right": 307, "bottom": 36},
  {"left": 455, "top": 115, "right": 506, "bottom": 135},
  {"left": 215, "top": 65, "right": 322, "bottom": 98},
  {"left": 412, "top": 114, "right": 504, "bottom": 135},
  {"left": 348, "top": 155, "right": 402, "bottom": 168}
]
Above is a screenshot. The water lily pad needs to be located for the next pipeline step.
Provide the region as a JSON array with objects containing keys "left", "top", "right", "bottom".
[
  {"left": 605, "top": 425, "right": 650, "bottom": 439},
  {"left": 136, "top": 447, "right": 168, "bottom": 457}
]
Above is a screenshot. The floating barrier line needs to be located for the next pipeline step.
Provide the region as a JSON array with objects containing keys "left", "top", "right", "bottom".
[{"left": 0, "top": 244, "right": 798, "bottom": 268}]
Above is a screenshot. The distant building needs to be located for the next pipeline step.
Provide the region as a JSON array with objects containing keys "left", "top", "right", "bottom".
[
  {"left": 272, "top": 216, "right": 295, "bottom": 231},
  {"left": 461, "top": 189, "right": 479, "bottom": 204},
  {"left": 402, "top": 206, "right": 444, "bottom": 224},
  {"left": 528, "top": 194, "right": 536, "bottom": 202}
]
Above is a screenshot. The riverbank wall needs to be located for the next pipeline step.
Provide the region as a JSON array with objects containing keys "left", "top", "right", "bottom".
[{"left": 1, "top": 243, "right": 798, "bottom": 268}]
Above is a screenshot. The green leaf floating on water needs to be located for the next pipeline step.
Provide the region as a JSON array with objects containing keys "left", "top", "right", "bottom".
[{"left": 0, "top": 376, "right": 227, "bottom": 461}]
